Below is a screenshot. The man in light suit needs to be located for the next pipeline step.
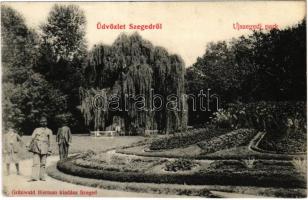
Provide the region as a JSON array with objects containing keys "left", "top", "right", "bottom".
[
  {"left": 28, "top": 117, "right": 53, "bottom": 182},
  {"left": 56, "top": 121, "right": 72, "bottom": 160}
]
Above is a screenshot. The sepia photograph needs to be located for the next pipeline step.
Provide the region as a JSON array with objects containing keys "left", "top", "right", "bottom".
[{"left": 1, "top": 1, "right": 307, "bottom": 198}]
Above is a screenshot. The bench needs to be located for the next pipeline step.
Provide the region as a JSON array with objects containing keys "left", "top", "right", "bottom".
[{"left": 90, "top": 131, "right": 117, "bottom": 137}]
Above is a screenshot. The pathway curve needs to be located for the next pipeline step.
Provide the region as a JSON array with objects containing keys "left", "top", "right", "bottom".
[
  {"left": 3, "top": 146, "right": 262, "bottom": 198},
  {"left": 2, "top": 155, "right": 179, "bottom": 197}
]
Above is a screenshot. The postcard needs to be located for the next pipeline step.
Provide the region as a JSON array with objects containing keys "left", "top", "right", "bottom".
[{"left": 1, "top": 1, "right": 306, "bottom": 198}]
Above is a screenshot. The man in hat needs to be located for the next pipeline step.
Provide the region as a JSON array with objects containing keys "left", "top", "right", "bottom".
[
  {"left": 4, "top": 126, "right": 23, "bottom": 175},
  {"left": 56, "top": 119, "right": 72, "bottom": 160},
  {"left": 28, "top": 116, "right": 53, "bottom": 181}
]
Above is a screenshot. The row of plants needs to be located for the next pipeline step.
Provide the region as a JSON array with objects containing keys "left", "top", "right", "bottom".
[
  {"left": 198, "top": 129, "right": 257, "bottom": 154},
  {"left": 149, "top": 127, "right": 229, "bottom": 150},
  {"left": 208, "top": 159, "right": 296, "bottom": 171},
  {"left": 57, "top": 156, "right": 306, "bottom": 188}
]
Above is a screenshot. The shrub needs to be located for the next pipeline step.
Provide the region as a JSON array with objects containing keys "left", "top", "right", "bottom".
[
  {"left": 149, "top": 128, "right": 229, "bottom": 150},
  {"left": 164, "top": 159, "right": 197, "bottom": 172},
  {"left": 242, "top": 158, "right": 256, "bottom": 169},
  {"left": 211, "top": 109, "right": 234, "bottom": 129},
  {"left": 208, "top": 160, "right": 246, "bottom": 170},
  {"left": 198, "top": 129, "right": 256, "bottom": 154},
  {"left": 258, "top": 131, "right": 307, "bottom": 154},
  {"left": 226, "top": 101, "right": 306, "bottom": 136},
  {"left": 292, "top": 158, "right": 307, "bottom": 177}
]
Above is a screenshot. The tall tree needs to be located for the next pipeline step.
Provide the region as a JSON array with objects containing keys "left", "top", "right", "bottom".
[
  {"left": 186, "top": 19, "right": 306, "bottom": 125},
  {"left": 1, "top": 5, "right": 67, "bottom": 134},
  {"left": 37, "top": 4, "right": 88, "bottom": 131},
  {"left": 1, "top": 5, "right": 39, "bottom": 84},
  {"left": 81, "top": 33, "right": 187, "bottom": 134}
]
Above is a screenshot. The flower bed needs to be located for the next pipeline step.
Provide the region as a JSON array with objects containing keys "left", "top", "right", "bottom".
[
  {"left": 48, "top": 162, "right": 307, "bottom": 197},
  {"left": 71, "top": 152, "right": 166, "bottom": 173},
  {"left": 149, "top": 128, "right": 229, "bottom": 150},
  {"left": 198, "top": 129, "right": 257, "bottom": 154},
  {"left": 57, "top": 153, "right": 306, "bottom": 188}
]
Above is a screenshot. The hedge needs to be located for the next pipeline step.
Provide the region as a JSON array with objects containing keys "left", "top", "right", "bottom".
[
  {"left": 47, "top": 162, "right": 218, "bottom": 197},
  {"left": 57, "top": 158, "right": 306, "bottom": 188}
]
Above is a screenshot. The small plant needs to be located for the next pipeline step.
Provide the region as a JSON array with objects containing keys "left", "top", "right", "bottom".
[
  {"left": 292, "top": 158, "right": 307, "bottom": 177},
  {"left": 212, "top": 109, "right": 233, "bottom": 129},
  {"left": 242, "top": 157, "right": 256, "bottom": 169},
  {"left": 125, "top": 156, "right": 133, "bottom": 166},
  {"left": 105, "top": 152, "right": 112, "bottom": 165}
]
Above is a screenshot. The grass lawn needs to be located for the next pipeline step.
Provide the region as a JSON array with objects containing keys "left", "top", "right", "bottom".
[{"left": 15, "top": 135, "right": 146, "bottom": 160}]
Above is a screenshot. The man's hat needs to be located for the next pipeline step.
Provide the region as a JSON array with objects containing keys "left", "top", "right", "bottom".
[{"left": 40, "top": 116, "right": 47, "bottom": 122}]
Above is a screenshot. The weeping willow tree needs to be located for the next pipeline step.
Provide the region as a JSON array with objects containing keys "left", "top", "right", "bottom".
[
  {"left": 79, "top": 88, "right": 109, "bottom": 131},
  {"left": 80, "top": 32, "right": 187, "bottom": 135},
  {"left": 123, "top": 63, "right": 155, "bottom": 134}
]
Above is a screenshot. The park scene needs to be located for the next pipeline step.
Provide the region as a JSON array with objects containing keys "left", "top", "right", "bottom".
[{"left": 1, "top": 2, "right": 307, "bottom": 198}]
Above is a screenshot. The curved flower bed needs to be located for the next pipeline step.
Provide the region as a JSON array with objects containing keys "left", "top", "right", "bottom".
[
  {"left": 57, "top": 153, "right": 306, "bottom": 188},
  {"left": 198, "top": 129, "right": 257, "bottom": 154},
  {"left": 72, "top": 153, "right": 166, "bottom": 173},
  {"left": 149, "top": 128, "right": 230, "bottom": 150}
]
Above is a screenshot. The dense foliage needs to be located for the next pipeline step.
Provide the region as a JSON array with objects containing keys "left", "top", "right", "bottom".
[
  {"left": 209, "top": 101, "right": 307, "bottom": 153},
  {"left": 221, "top": 102, "right": 306, "bottom": 135},
  {"left": 81, "top": 33, "right": 187, "bottom": 134},
  {"left": 258, "top": 131, "right": 306, "bottom": 154},
  {"left": 186, "top": 20, "right": 306, "bottom": 125},
  {"left": 1, "top": 5, "right": 67, "bottom": 134},
  {"left": 37, "top": 4, "right": 88, "bottom": 132}
]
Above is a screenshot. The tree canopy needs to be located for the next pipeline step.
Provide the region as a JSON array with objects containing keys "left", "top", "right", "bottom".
[
  {"left": 187, "top": 19, "right": 306, "bottom": 103},
  {"left": 36, "top": 4, "right": 88, "bottom": 132},
  {"left": 1, "top": 5, "right": 67, "bottom": 134},
  {"left": 186, "top": 19, "right": 306, "bottom": 125},
  {"left": 81, "top": 33, "right": 187, "bottom": 134}
]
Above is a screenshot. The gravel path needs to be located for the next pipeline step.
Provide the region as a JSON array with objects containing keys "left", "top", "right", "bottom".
[{"left": 2, "top": 155, "right": 179, "bottom": 197}]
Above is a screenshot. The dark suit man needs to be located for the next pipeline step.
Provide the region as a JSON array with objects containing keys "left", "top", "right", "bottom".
[{"left": 56, "top": 124, "right": 72, "bottom": 160}]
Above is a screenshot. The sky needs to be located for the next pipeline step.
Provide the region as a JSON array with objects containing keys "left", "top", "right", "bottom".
[{"left": 4, "top": 1, "right": 306, "bottom": 67}]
